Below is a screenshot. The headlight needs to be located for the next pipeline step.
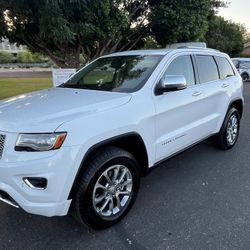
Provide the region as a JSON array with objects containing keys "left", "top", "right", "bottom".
[{"left": 15, "top": 133, "right": 67, "bottom": 152}]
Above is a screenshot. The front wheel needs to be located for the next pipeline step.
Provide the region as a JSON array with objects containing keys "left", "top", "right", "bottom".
[
  {"left": 214, "top": 108, "right": 240, "bottom": 150},
  {"left": 71, "top": 146, "right": 140, "bottom": 229}
]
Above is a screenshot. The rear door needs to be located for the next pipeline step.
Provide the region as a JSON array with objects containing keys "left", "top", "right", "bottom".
[
  {"left": 194, "top": 55, "right": 234, "bottom": 134},
  {"left": 214, "top": 56, "right": 237, "bottom": 129}
]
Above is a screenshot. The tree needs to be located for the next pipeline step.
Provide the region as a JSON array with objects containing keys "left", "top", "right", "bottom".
[
  {"left": 17, "top": 50, "right": 48, "bottom": 63},
  {"left": 149, "top": 0, "right": 225, "bottom": 46},
  {"left": 0, "top": 0, "right": 150, "bottom": 68},
  {"left": 206, "top": 15, "right": 246, "bottom": 57},
  {"left": 143, "top": 36, "right": 159, "bottom": 49},
  {"left": 32, "top": 52, "right": 47, "bottom": 63},
  {"left": 17, "top": 50, "right": 34, "bottom": 63},
  {"left": 0, "top": 51, "right": 13, "bottom": 63},
  {"left": 0, "top": 0, "right": 224, "bottom": 68}
]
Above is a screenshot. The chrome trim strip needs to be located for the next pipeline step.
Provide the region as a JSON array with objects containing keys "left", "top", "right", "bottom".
[
  {"left": 23, "top": 178, "right": 46, "bottom": 190},
  {"left": 0, "top": 196, "right": 19, "bottom": 208},
  {"left": 0, "top": 134, "right": 6, "bottom": 160}
]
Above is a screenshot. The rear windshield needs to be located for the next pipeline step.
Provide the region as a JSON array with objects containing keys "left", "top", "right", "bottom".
[{"left": 60, "top": 55, "right": 163, "bottom": 93}]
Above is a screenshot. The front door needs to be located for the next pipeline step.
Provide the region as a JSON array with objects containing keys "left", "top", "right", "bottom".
[{"left": 154, "top": 54, "right": 214, "bottom": 163}]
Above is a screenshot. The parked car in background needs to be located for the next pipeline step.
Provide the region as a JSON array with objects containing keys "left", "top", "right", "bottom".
[
  {"left": 232, "top": 58, "right": 250, "bottom": 81},
  {"left": 0, "top": 47, "right": 244, "bottom": 229}
]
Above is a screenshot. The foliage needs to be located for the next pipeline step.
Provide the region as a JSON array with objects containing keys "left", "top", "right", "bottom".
[
  {"left": 0, "top": 0, "right": 149, "bottom": 67},
  {"left": 32, "top": 53, "right": 48, "bottom": 63},
  {"left": 206, "top": 15, "right": 246, "bottom": 57},
  {"left": 149, "top": 0, "right": 224, "bottom": 46},
  {"left": 17, "top": 50, "right": 48, "bottom": 63},
  {"left": 17, "top": 51, "right": 34, "bottom": 63},
  {"left": 0, "top": 0, "right": 226, "bottom": 67},
  {"left": 0, "top": 51, "right": 13, "bottom": 63},
  {"left": 143, "top": 36, "right": 159, "bottom": 49},
  {"left": 79, "top": 53, "right": 86, "bottom": 65}
]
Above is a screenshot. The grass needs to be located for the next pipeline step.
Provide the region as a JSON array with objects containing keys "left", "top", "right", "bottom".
[
  {"left": 0, "top": 70, "right": 116, "bottom": 99},
  {"left": 0, "top": 77, "right": 52, "bottom": 99}
]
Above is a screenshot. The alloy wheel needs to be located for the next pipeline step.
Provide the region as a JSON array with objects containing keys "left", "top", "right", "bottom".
[
  {"left": 226, "top": 114, "right": 238, "bottom": 146},
  {"left": 92, "top": 164, "right": 133, "bottom": 220}
]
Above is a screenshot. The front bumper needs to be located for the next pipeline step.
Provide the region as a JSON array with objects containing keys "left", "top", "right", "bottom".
[
  {"left": 0, "top": 132, "right": 82, "bottom": 217},
  {"left": 0, "top": 183, "right": 71, "bottom": 217}
]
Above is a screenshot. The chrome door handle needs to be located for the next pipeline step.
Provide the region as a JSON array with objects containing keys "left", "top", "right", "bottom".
[
  {"left": 192, "top": 91, "right": 202, "bottom": 97},
  {"left": 222, "top": 83, "right": 230, "bottom": 88}
]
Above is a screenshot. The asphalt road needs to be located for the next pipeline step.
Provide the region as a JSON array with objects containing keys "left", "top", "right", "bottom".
[{"left": 0, "top": 83, "right": 250, "bottom": 250}]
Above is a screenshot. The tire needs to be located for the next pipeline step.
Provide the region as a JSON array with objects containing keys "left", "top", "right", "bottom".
[
  {"left": 214, "top": 107, "right": 240, "bottom": 150},
  {"left": 241, "top": 73, "right": 248, "bottom": 82},
  {"left": 71, "top": 146, "right": 140, "bottom": 229}
]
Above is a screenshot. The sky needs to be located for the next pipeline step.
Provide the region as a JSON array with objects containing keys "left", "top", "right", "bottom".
[{"left": 219, "top": 0, "right": 250, "bottom": 31}]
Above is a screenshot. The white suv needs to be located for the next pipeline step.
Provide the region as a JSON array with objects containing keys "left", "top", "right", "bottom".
[
  {"left": 232, "top": 58, "right": 250, "bottom": 81},
  {"left": 0, "top": 48, "right": 244, "bottom": 229}
]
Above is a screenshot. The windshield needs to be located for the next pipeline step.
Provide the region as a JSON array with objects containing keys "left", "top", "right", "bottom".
[{"left": 60, "top": 55, "right": 163, "bottom": 93}]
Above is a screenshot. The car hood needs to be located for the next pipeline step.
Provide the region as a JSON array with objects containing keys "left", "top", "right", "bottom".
[{"left": 0, "top": 88, "right": 132, "bottom": 133}]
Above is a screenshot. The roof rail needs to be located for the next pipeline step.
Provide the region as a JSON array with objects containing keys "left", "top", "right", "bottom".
[
  {"left": 176, "top": 46, "right": 220, "bottom": 52},
  {"left": 166, "top": 42, "right": 207, "bottom": 49}
]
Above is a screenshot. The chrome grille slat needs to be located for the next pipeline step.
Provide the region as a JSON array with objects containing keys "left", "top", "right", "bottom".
[{"left": 0, "top": 134, "right": 6, "bottom": 159}]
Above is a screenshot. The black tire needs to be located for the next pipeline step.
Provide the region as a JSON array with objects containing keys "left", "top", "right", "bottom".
[
  {"left": 214, "top": 107, "right": 240, "bottom": 150},
  {"left": 241, "top": 73, "right": 249, "bottom": 82},
  {"left": 71, "top": 146, "right": 140, "bottom": 230}
]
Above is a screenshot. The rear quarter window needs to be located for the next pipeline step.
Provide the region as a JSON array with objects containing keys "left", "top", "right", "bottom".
[
  {"left": 196, "top": 55, "right": 219, "bottom": 84},
  {"left": 215, "top": 57, "right": 235, "bottom": 79}
]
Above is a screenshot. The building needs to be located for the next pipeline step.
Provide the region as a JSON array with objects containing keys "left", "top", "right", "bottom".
[
  {"left": 0, "top": 38, "right": 25, "bottom": 56},
  {"left": 242, "top": 42, "right": 250, "bottom": 56}
]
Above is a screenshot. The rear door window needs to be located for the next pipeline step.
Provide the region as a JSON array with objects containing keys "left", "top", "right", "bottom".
[
  {"left": 215, "top": 57, "right": 235, "bottom": 79},
  {"left": 196, "top": 55, "right": 219, "bottom": 84}
]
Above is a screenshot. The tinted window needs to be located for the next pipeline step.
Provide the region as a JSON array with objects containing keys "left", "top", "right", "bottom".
[
  {"left": 196, "top": 55, "right": 219, "bottom": 83},
  {"left": 165, "top": 55, "right": 195, "bottom": 86},
  {"left": 216, "top": 57, "right": 235, "bottom": 79}
]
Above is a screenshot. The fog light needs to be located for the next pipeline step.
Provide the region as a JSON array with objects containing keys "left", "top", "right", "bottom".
[{"left": 23, "top": 177, "right": 47, "bottom": 190}]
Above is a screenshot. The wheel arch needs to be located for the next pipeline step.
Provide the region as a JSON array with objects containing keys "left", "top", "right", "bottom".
[
  {"left": 241, "top": 72, "right": 249, "bottom": 81},
  {"left": 229, "top": 99, "right": 244, "bottom": 118},
  {"left": 241, "top": 71, "right": 249, "bottom": 77},
  {"left": 68, "top": 132, "right": 149, "bottom": 199}
]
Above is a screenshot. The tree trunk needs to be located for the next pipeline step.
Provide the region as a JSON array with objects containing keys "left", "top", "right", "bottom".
[
  {"left": 49, "top": 47, "right": 81, "bottom": 68},
  {"left": 63, "top": 47, "right": 80, "bottom": 68}
]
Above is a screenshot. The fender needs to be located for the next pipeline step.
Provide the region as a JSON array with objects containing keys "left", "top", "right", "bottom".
[{"left": 68, "top": 132, "right": 149, "bottom": 199}]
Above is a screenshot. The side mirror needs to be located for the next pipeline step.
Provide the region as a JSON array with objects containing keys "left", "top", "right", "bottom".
[{"left": 156, "top": 75, "right": 187, "bottom": 95}]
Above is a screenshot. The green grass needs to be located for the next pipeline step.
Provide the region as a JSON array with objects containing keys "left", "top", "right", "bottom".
[{"left": 0, "top": 77, "right": 52, "bottom": 99}]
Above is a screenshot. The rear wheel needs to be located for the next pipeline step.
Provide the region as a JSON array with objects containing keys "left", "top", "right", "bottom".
[
  {"left": 71, "top": 146, "right": 140, "bottom": 229},
  {"left": 241, "top": 73, "right": 249, "bottom": 82},
  {"left": 214, "top": 108, "right": 240, "bottom": 150}
]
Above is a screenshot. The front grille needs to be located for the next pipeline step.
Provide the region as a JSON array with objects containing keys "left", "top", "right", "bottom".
[{"left": 0, "top": 134, "right": 6, "bottom": 159}]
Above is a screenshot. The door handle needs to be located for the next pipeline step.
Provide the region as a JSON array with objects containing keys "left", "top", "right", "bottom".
[
  {"left": 222, "top": 83, "right": 230, "bottom": 88},
  {"left": 192, "top": 91, "right": 202, "bottom": 97}
]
